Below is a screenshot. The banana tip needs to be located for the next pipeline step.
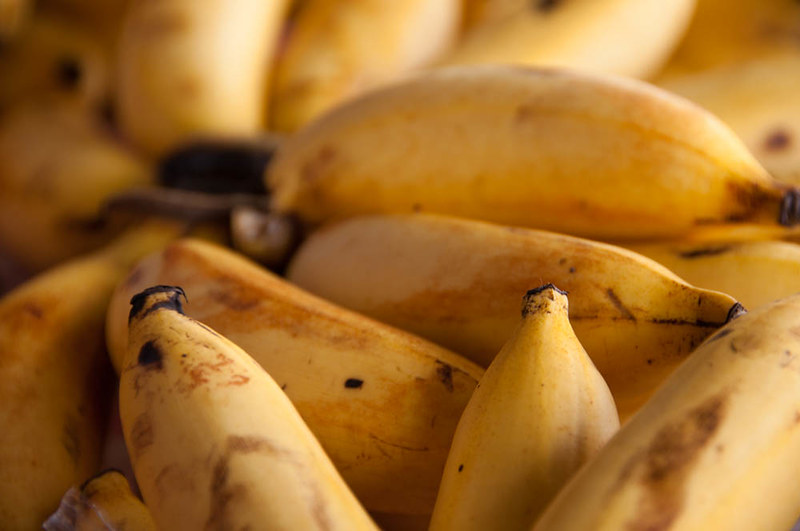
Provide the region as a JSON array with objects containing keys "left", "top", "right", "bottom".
[{"left": 128, "top": 285, "right": 187, "bottom": 323}]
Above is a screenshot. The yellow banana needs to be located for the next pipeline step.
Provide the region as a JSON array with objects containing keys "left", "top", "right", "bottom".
[
  {"left": 269, "top": 0, "right": 461, "bottom": 133},
  {"left": 0, "top": 96, "right": 154, "bottom": 272},
  {"left": 116, "top": 0, "right": 290, "bottom": 157},
  {"left": 120, "top": 285, "right": 378, "bottom": 530},
  {"left": 0, "top": 220, "right": 183, "bottom": 530},
  {"left": 654, "top": 0, "right": 800, "bottom": 80},
  {"left": 105, "top": 237, "right": 484, "bottom": 515},
  {"left": 429, "top": 285, "right": 619, "bottom": 531},
  {"left": 266, "top": 64, "right": 800, "bottom": 241},
  {"left": 43, "top": 469, "right": 156, "bottom": 530},
  {"left": 658, "top": 53, "right": 800, "bottom": 186},
  {"left": 439, "top": 0, "right": 695, "bottom": 80},
  {"left": 625, "top": 238, "right": 800, "bottom": 311},
  {"left": 533, "top": 291, "right": 800, "bottom": 531},
  {"left": 285, "top": 213, "right": 743, "bottom": 420}
]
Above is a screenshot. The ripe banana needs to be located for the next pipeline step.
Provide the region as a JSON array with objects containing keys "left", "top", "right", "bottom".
[
  {"left": 0, "top": 96, "right": 154, "bottom": 272},
  {"left": 658, "top": 53, "right": 800, "bottom": 186},
  {"left": 439, "top": 0, "right": 696, "bottom": 80},
  {"left": 429, "top": 285, "right": 619, "bottom": 531},
  {"left": 266, "top": 64, "right": 800, "bottom": 241},
  {"left": 533, "top": 291, "right": 800, "bottom": 531},
  {"left": 120, "top": 285, "right": 378, "bottom": 530},
  {"left": 269, "top": 0, "right": 461, "bottom": 133},
  {"left": 285, "top": 213, "right": 743, "bottom": 420},
  {"left": 105, "top": 237, "right": 484, "bottom": 515},
  {"left": 116, "top": 0, "right": 290, "bottom": 157},
  {"left": 0, "top": 220, "right": 183, "bottom": 531},
  {"left": 654, "top": 0, "right": 800, "bottom": 80},
  {"left": 43, "top": 469, "right": 156, "bottom": 531}
]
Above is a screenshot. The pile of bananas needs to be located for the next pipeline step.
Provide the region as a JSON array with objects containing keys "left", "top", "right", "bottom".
[{"left": 3, "top": 0, "right": 800, "bottom": 529}]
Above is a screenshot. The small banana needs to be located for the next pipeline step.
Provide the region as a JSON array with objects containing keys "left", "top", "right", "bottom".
[
  {"left": 120, "top": 285, "right": 378, "bottom": 530},
  {"left": 0, "top": 220, "right": 183, "bottom": 531},
  {"left": 43, "top": 469, "right": 156, "bottom": 531},
  {"left": 269, "top": 0, "right": 461, "bottom": 133},
  {"left": 658, "top": 53, "right": 800, "bottom": 186},
  {"left": 533, "top": 291, "right": 800, "bottom": 531},
  {"left": 439, "top": 0, "right": 696, "bottom": 80},
  {"left": 105, "top": 238, "right": 484, "bottom": 515},
  {"left": 116, "top": 0, "right": 291, "bottom": 157},
  {"left": 285, "top": 213, "right": 743, "bottom": 420},
  {"left": 429, "top": 285, "right": 619, "bottom": 531},
  {"left": 266, "top": 64, "right": 800, "bottom": 241}
]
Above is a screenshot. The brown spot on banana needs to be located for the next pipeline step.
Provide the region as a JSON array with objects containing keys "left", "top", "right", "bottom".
[
  {"left": 61, "top": 416, "right": 81, "bottom": 464},
  {"left": 301, "top": 146, "right": 338, "bottom": 184},
  {"left": 764, "top": 129, "right": 792, "bottom": 152},
  {"left": 605, "top": 289, "right": 636, "bottom": 322},
  {"left": 436, "top": 361, "right": 454, "bottom": 392},
  {"left": 129, "top": 413, "right": 154, "bottom": 459},
  {"left": 137, "top": 340, "right": 163, "bottom": 369},
  {"left": 534, "top": 0, "right": 561, "bottom": 12},
  {"left": 677, "top": 246, "right": 732, "bottom": 259}
]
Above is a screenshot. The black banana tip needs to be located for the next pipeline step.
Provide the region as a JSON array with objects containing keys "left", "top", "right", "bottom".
[
  {"left": 128, "top": 285, "right": 187, "bottom": 323},
  {"left": 521, "top": 284, "right": 568, "bottom": 317},
  {"left": 779, "top": 189, "right": 800, "bottom": 226}
]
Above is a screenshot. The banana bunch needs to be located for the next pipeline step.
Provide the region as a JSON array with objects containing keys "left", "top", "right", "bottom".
[
  {"left": 429, "top": 285, "right": 620, "bottom": 530},
  {"left": 266, "top": 64, "right": 800, "bottom": 241},
  {"left": 120, "top": 285, "right": 378, "bottom": 529},
  {"left": 285, "top": 213, "right": 742, "bottom": 420},
  {"left": 440, "top": 0, "right": 696, "bottom": 80},
  {"left": 533, "top": 291, "right": 800, "bottom": 530},
  {"left": 104, "top": 237, "right": 484, "bottom": 516}
]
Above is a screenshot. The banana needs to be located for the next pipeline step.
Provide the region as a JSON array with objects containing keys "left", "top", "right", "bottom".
[
  {"left": 269, "top": 0, "right": 461, "bottom": 133},
  {"left": 654, "top": 0, "right": 800, "bottom": 80},
  {"left": 43, "top": 469, "right": 156, "bottom": 530},
  {"left": 439, "top": 0, "right": 696, "bottom": 81},
  {"left": 285, "top": 213, "right": 743, "bottom": 420},
  {"left": 119, "top": 285, "right": 378, "bottom": 530},
  {"left": 266, "top": 64, "right": 800, "bottom": 241},
  {"left": 0, "top": 96, "right": 154, "bottom": 272},
  {"left": 624, "top": 238, "right": 800, "bottom": 312},
  {"left": 658, "top": 53, "right": 800, "bottom": 186},
  {"left": 104, "top": 237, "right": 484, "bottom": 515},
  {"left": 0, "top": 220, "right": 183, "bottom": 531},
  {"left": 429, "top": 285, "right": 619, "bottom": 531},
  {"left": 533, "top": 291, "right": 800, "bottom": 531},
  {"left": 116, "top": 0, "right": 290, "bottom": 157}
]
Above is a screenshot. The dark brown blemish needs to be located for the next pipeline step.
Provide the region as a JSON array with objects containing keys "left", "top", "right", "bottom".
[
  {"left": 534, "top": 0, "right": 561, "bottom": 12},
  {"left": 436, "top": 361, "right": 454, "bottom": 392},
  {"left": 129, "top": 414, "right": 154, "bottom": 458},
  {"left": 368, "top": 433, "right": 429, "bottom": 453},
  {"left": 55, "top": 56, "right": 82, "bottom": 89},
  {"left": 725, "top": 302, "right": 747, "bottom": 323},
  {"left": 129, "top": 285, "right": 187, "bottom": 323},
  {"left": 764, "top": 129, "right": 792, "bottom": 152},
  {"left": 22, "top": 302, "right": 44, "bottom": 320},
  {"left": 344, "top": 378, "right": 363, "bottom": 389},
  {"left": 705, "top": 327, "right": 734, "bottom": 343},
  {"left": 61, "top": 417, "right": 80, "bottom": 464},
  {"left": 678, "top": 245, "right": 731, "bottom": 259},
  {"left": 138, "top": 340, "right": 163, "bottom": 369},
  {"left": 301, "top": 145, "right": 337, "bottom": 184},
  {"left": 606, "top": 289, "right": 636, "bottom": 321}
]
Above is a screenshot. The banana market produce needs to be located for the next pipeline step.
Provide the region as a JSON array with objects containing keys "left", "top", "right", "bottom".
[
  {"left": 429, "top": 285, "right": 619, "bottom": 531},
  {"left": 533, "top": 292, "right": 800, "bottom": 530},
  {"left": 105, "top": 237, "right": 484, "bottom": 515},
  {"left": 439, "top": 0, "right": 695, "bottom": 80},
  {"left": 626, "top": 238, "right": 800, "bottom": 311},
  {"left": 43, "top": 469, "right": 157, "bottom": 531},
  {"left": 285, "top": 213, "right": 744, "bottom": 420},
  {"left": 0, "top": 220, "right": 183, "bottom": 530},
  {"left": 658, "top": 53, "right": 800, "bottom": 186},
  {"left": 116, "top": 0, "right": 290, "bottom": 157},
  {"left": 270, "top": 0, "right": 461, "bottom": 133},
  {"left": 266, "top": 64, "right": 800, "bottom": 241},
  {"left": 120, "top": 285, "right": 378, "bottom": 530},
  {"left": 0, "top": 96, "right": 155, "bottom": 272}
]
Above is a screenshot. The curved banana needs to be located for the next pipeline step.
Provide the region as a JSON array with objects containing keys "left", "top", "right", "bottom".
[
  {"left": 285, "top": 213, "right": 743, "bottom": 420},
  {"left": 429, "top": 285, "right": 619, "bottom": 531},
  {"left": 625, "top": 238, "right": 800, "bottom": 311},
  {"left": 533, "top": 292, "right": 800, "bottom": 530},
  {"left": 0, "top": 220, "right": 183, "bottom": 531},
  {"left": 658, "top": 53, "right": 800, "bottom": 185},
  {"left": 116, "top": 0, "right": 290, "bottom": 157},
  {"left": 120, "top": 285, "right": 378, "bottom": 530},
  {"left": 654, "top": 0, "right": 800, "bottom": 80},
  {"left": 439, "top": 0, "right": 695, "bottom": 80},
  {"left": 269, "top": 0, "right": 461, "bottom": 133},
  {"left": 266, "top": 64, "right": 800, "bottom": 241},
  {"left": 43, "top": 469, "right": 156, "bottom": 531},
  {"left": 0, "top": 97, "right": 154, "bottom": 272},
  {"left": 105, "top": 238, "right": 483, "bottom": 515}
]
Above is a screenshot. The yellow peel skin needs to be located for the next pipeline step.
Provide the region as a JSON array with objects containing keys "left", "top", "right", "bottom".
[
  {"left": 266, "top": 65, "right": 794, "bottom": 240},
  {"left": 429, "top": 286, "right": 619, "bottom": 531},
  {"left": 106, "top": 238, "right": 483, "bottom": 515},
  {"left": 120, "top": 286, "right": 379, "bottom": 530},
  {"left": 533, "top": 292, "right": 800, "bottom": 531},
  {"left": 285, "top": 213, "right": 743, "bottom": 420}
]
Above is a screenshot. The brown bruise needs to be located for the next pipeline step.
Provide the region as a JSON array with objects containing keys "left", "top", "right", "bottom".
[
  {"left": 435, "top": 361, "right": 454, "bottom": 393},
  {"left": 128, "top": 413, "right": 154, "bottom": 459},
  {"left": 763, "top": 129, "right": 792, "bottom": 152},
  {"left": 677, "top": 245, "right": 732, "bottom": 259},
  {"left": 300, "top": 145, "right": 338, "bottom": 184}
]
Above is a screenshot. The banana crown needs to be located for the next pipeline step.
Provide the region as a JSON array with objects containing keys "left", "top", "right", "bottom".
[{"left": 521, "top": 283, "right": 569, "bottom": 317}]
